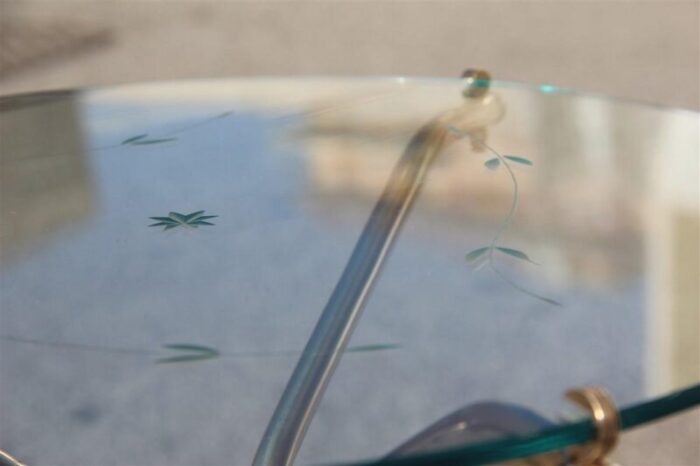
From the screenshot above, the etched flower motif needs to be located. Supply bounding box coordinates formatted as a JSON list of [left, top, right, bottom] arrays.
[[148, 210, 218, 230]]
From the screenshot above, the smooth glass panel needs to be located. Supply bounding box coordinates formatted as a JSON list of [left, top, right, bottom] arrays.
[[0, 78, 698, 466]]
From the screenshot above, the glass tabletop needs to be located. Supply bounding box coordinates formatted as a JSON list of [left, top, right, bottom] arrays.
[[0, 77, 698, 466]]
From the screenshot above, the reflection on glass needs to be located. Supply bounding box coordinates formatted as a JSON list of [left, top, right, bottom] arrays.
[[0, 92, 95, 265], [0, 79, 697, 466], [646, 113, 700, 393]]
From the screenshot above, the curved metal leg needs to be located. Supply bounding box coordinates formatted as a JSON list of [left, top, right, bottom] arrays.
[[253, 71, 502, 466]]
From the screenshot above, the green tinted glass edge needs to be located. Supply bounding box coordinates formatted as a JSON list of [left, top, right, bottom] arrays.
[[345, 384, 700, 466]]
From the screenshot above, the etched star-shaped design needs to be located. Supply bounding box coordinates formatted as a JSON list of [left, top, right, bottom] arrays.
[[149, 210, 218, 230]]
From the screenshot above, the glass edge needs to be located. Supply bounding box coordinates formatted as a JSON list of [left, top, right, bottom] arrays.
[[0, 76, 697, 116], [338, 384, 700, 466]]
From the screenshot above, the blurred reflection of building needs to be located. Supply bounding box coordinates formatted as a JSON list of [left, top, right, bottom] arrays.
[[298, 89, 654, 289], [295, 85, 699, 395], [645, 112, 700, 393], [0, 92, 95, 264]]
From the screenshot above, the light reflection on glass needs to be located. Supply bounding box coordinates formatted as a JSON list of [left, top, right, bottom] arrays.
[[0, 79, 697, 466], [539, 84, 559, 94]]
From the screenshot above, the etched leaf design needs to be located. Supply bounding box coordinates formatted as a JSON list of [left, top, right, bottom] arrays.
[[537, 296, 563, 306], [465, 247, 490, 262], [156, 354, 218, 364], [169, 212, 188, 223], [122, 134, 148, 145], [149, 216, 176, 222], [495, 247, 539, 265], [182, 211, 205, 222], [131, 138, 177, 145], [346, 344, 401, 353], [150, 211, 218, 230], [157, 343, 220, 364], [504, 155, 533, 166], [164, 343, 219, 353], [484, 158, 500, 170]]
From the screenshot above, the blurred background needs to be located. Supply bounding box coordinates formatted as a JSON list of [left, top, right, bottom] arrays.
[[0, 0, 698, 110], [0, 1, 698, 465]]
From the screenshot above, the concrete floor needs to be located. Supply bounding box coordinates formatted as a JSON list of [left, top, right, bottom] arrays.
[[0, 0, 698, 111]]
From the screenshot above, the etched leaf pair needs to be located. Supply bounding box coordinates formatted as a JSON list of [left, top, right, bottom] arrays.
[[155, 342, 401, 364], [157, 344, 220, 364], [484, 155, 533, 171], [122, 134, 177, 145], [465, 246, 539, 265]]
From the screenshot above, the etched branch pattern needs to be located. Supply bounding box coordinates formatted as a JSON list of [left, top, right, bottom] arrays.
[[449, 126, 561, 306]]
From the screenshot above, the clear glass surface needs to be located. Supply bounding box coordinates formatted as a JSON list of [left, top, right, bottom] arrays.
[[0, 78, 698, 466]]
